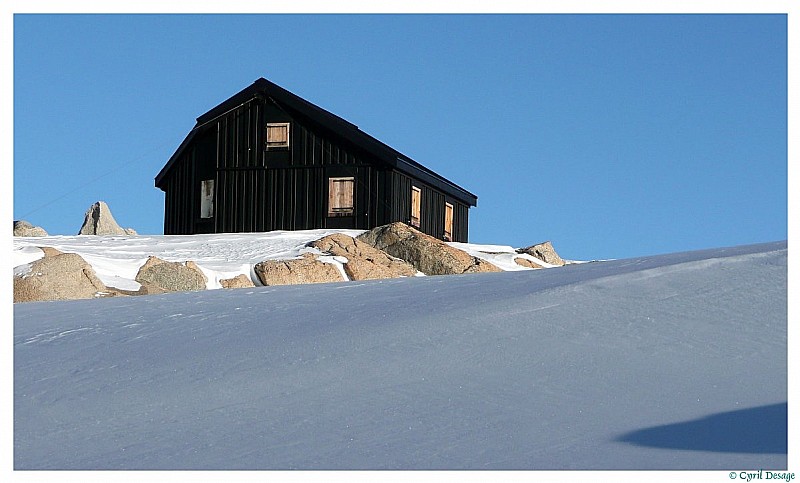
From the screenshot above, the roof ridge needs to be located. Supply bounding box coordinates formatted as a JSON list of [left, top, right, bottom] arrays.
[[157, 77, 477, 206]]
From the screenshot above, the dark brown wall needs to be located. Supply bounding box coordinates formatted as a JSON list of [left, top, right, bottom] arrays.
[[390, 171, 469, 242], [162, 96, 470, 241], [162, 153, 195, 235]]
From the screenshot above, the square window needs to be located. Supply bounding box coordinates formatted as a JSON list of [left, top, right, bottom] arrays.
[[328, 177, 355, 216], [266, 122, 290, 148]]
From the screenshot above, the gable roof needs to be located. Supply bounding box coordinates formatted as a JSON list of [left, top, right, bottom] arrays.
[[155, 77, 477, 207]]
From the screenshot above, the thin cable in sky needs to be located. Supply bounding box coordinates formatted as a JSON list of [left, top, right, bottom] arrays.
[[17, 138, 175, 220]]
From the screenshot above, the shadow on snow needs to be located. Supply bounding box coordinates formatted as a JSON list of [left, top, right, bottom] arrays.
[[617, 403, 786, 454]]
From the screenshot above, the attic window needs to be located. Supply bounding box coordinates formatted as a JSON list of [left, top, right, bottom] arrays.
[[410, 186, 421, 227], [328, 177, 354, 216], [266, 122, 290, 148]]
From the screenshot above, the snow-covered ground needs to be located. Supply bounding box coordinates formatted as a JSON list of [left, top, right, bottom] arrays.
[[13, 240, 787, 471], [12, 230, 556, 291], [13, 229, 366, 290]]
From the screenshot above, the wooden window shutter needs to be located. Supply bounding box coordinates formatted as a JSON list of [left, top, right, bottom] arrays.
[[410, 186, 421, 227], [266, 123, 289, 148], [328, 177, 354, 215], [444, 202, 454, 241]]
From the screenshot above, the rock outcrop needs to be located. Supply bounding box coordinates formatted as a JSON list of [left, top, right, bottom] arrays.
[[14, 248, 109, 302], [134, 256, 208, 293], [516, 241, 566, 266], [309, 233, 417, 280], [13, 220, 48, 237], [78, 201, 136, 236], [254, 253, 344, 286], [513, 257, 545, 269], [13, 214, 570, 300], [356, 222, 501, 275], [220, 274, 256, 289]]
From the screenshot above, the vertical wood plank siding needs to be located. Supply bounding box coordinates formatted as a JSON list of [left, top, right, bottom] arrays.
[[390, 171, 469, 242], [161, 95, 470, 241], [173, 98, 385, 233], [218, 100, 262, 169], [162, 153, 195, 234]]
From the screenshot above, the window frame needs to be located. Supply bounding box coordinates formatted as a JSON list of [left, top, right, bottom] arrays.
[[443, 202, 454, 241], [266, 122, 290, 149], [200, 179, 215, 219], [328, 176, 355, 216], [410, 186, 421, 227]]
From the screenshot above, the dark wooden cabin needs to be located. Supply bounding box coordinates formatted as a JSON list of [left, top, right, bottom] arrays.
[[155, 77, 477, 242]]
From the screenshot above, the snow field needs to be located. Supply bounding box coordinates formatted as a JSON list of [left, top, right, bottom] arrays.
[[13, 241, 787, 470]]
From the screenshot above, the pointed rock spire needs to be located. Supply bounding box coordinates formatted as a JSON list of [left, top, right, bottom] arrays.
[[78, 201, 136, 235]]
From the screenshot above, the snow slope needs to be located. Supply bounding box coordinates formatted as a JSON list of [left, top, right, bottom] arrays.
[[13, 241, 787, 470]]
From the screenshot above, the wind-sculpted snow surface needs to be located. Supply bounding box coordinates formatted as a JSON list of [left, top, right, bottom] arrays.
[[14, 242, 787, 469]]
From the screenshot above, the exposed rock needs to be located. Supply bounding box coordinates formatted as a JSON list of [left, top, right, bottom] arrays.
[[39, 246, 64, 258], [462, 258, 503, 274], [309, 233, 417, 281], [356, 222, 501, 275], [14, 220, 48, 237], [78, 201, 137, 236], [516, 241, 565, 266], [134, 256, 208, 293], [514, 257, 545, 269], [185, 261, 205, 276], [14, 250, 108, 303], [104, 285, 148, 297], [220, 274, 256, 289], [254, 253, 344, 286]]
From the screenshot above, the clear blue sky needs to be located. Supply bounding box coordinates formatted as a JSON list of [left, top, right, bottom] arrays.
[[13, 13, 787, 260]]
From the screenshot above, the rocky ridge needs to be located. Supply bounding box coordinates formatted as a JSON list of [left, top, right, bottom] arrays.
[[13, 219, 568, 303]]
